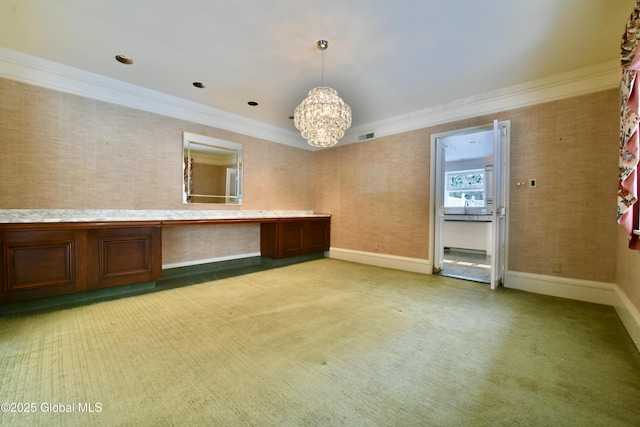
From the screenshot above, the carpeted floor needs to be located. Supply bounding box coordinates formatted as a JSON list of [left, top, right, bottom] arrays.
[[1, 259, 639, 426]]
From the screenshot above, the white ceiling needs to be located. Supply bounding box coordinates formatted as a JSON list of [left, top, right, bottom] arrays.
[[0, 0, 635, 137], [442, 129, 494, 162]]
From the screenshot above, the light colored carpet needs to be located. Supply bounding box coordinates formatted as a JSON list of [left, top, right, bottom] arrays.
[[1, 259, 639, 426]]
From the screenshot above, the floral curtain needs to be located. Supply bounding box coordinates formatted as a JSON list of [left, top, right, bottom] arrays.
[[184, 157, 193, 203], [619, 1, 640, 250]]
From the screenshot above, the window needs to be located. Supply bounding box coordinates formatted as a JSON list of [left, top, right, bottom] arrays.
[[445, 169, 485, 208]]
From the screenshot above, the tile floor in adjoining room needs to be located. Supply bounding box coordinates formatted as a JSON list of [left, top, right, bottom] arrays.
[[440, 249, 491, 283]]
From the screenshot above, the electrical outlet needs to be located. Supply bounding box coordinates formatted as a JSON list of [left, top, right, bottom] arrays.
[[530, 178, 537, 188], [552, 263, 561, 273]]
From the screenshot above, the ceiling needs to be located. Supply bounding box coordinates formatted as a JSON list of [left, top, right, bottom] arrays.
[[0, 0, 635, 139], [442, 129, 494, 163]]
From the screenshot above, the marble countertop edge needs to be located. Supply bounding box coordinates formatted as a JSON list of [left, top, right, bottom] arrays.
[[0, 209, 330, 223]]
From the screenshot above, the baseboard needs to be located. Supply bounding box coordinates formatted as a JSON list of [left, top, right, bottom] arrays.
[[504, 271, 615, 305], [328, 248, 430, 274], [162, 252, 262, 270], [613, 285, 640, 353], [500, 272, 640, 353], [161, 253, 264, 280], [260, 252, 326, 267], [0, 281, 156, 316]]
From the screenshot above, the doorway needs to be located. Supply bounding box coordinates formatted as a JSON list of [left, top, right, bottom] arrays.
[[430, 121, 510, 289]]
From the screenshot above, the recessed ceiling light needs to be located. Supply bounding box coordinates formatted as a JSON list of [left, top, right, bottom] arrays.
[[193, 82, 206, 88], [115, 54, 133, 65], [247, 101, 258, 106]]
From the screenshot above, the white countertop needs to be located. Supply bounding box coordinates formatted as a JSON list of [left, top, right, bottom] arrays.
[[0, 209, 330, 223]]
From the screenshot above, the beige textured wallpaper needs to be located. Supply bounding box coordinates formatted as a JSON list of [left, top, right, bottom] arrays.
[[0, 78, 314, 211], [0, 77, 624, 284], [314, 129, 431, 259], [162, 224, 261, 266], [0, 78, 314, 264], [315, 90, 620, 284], [507, 91, 619, 283], [3, 76, 637, 322]]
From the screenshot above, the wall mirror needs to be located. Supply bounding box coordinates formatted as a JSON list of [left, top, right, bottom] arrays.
[[183, 132, 243, 204]]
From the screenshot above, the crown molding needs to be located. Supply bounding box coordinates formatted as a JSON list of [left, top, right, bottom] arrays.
[[342, 60, 621, 144], [0, 47, 308, 150], [0, 47, 620, 150]]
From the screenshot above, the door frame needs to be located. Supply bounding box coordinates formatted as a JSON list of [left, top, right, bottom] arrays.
[[428, 120, 511, 285]]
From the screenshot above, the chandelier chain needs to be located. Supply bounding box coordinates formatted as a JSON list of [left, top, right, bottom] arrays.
[[321, 47, 324, 86]]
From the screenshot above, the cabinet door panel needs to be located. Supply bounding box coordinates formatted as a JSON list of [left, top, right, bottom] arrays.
[[260, 218, 331, 259], [308, 220, 330, 253], [0, 229, 87, 303], [101, 237, 151, 277], [88, 227, 161, 289], [280, 222, 305, 258], [8, 242, 73, 289], [260, 223, 278, 258]]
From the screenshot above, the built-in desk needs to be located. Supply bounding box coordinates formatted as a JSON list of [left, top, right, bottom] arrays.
[[0, 210, 330, 304]]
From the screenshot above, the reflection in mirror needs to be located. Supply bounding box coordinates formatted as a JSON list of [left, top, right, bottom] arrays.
[[183, 132, 243, 204]]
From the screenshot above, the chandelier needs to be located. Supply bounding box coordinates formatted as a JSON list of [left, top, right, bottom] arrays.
[[294, 40, 352, 148]]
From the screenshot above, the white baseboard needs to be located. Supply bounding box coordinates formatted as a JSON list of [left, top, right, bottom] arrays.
[[328, 248, 431, 274], [505, 271, 615, 305], [495, 271, 640, 353], [162, 252, 261, 269], [613, 285, 640, 353]]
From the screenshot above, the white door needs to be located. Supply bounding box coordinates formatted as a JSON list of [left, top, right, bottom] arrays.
[[433, 138, 446, 273], [490, 120, 509, 289], [431, 120, 509, 286]]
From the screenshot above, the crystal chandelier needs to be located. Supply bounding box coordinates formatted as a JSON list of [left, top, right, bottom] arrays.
[[294, 40, 352, 148]]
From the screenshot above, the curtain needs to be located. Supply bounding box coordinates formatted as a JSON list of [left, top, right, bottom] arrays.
[[618, 1, 640, 249], [184, 157, 193, 203]]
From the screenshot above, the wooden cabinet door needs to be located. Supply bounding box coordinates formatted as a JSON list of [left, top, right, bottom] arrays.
[[279, 221, 306, 258], [87, 226, 162, 289], [308, 219, 330, 253], [0, 229, 87, 303], [260, 222, 278, 258], [260, 218, 331, 259]]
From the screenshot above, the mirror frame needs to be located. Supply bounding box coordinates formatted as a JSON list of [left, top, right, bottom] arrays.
[[183, 132, 243, 205]]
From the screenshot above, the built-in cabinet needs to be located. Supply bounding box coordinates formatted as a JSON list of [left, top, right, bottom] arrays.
[[0, 223, 161, 304], [1, 216, 330, 304], [260, 218, 331, 259]]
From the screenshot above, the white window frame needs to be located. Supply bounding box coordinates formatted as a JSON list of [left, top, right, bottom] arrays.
[[445, 168, 486, 208]]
